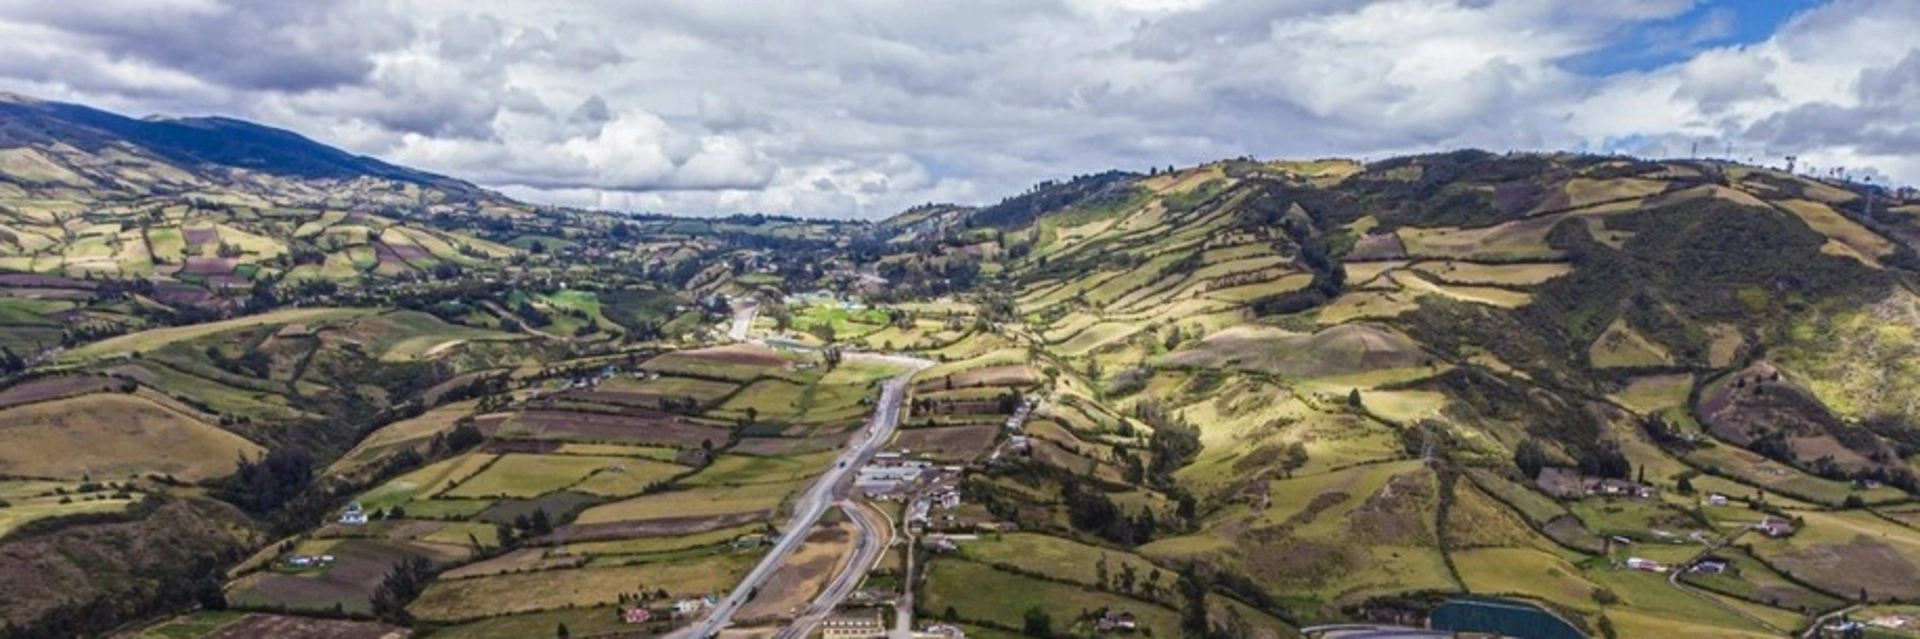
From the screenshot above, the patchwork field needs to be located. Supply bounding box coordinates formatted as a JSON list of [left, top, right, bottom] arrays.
[[407, 553, 754, 622], [573, 480, 803, 525]]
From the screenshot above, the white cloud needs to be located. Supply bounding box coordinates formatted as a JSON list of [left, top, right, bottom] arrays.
[[0, 0, 1915, 217]]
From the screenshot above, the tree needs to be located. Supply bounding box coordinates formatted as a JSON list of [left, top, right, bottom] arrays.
[[1676, 476, 1695, 495], [1347, 388, 1363, 409], [1022, 606, 1053, 638], [943, 606, 958, 621], [556, 622, 570, 639]]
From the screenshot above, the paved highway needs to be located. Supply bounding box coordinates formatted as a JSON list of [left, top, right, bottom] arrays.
[[675, 354, 930, 639], [773, 501, 888, 639]]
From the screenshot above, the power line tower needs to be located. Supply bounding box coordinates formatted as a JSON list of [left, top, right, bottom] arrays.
[[1785, 155, 1797, 174]]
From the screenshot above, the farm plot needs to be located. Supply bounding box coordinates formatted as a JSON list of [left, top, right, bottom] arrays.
[[353, 452, 499, 512], [439, 454, 631, 498], [1749, 509, 1920, 601], [567, 458, 692, 497], [0, 374, 125, 409], [60, 307, 374, 360], [643, 345, 797, 382], [573, 480, 803, 525], [958, 533, 1176, 593], [195, 614, 405, 639], [681, 452, 839, 487], [890, 425, 999, 462], [0, 392, 262, 481], [497, 409, 730, 448], [0, 480, 145, 537], [227, 539, 443, 615], [407, 554, 754, 622], [922, 559, 1182, 638]]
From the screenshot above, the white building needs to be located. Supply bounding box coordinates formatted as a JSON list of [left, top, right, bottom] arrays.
[[338, 502, 368, 526]]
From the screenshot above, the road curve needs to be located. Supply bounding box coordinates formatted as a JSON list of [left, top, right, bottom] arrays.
[[774, 501, 887, 639], [673, 356, 930, 639]]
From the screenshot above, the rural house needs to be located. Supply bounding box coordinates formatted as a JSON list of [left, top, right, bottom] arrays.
[[1097, 610, 1139, 633], [1755, 517, 1797, 538], [823, 613, 886, 639], [338, 501, 368, 526], [1624, 557, 1665, 572], [1707, 493, 1729, 506], [1691, 557, 1731, 575]]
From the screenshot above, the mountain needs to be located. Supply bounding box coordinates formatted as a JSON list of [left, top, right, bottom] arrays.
[[0, 91, 465, 189]]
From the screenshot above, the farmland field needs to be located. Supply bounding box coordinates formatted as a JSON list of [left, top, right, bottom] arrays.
[[922, 559, 1182, 637], [573, 480, 804, 524], [681, 452, 839, 487], [60, 308, 375, 360], [407, 553, 754, 622], [440, 454, 632, 498], [0, 393, 262, 480]]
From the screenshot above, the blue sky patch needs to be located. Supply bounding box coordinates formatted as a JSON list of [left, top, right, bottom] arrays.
[[1563, 0, 1825, 75]]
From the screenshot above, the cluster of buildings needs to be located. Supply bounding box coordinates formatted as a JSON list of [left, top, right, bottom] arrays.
[[282, 554, 335, 569], [856, 452, 937, 492], [1534, 468, 1656, 500]]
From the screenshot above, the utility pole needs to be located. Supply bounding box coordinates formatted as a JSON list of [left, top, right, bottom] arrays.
[[1785, 155, 1797, 174], [1690, 141, 1699, 158]]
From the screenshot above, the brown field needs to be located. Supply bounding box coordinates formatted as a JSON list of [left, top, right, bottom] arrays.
[[0, 273, 93, 289], [0, 375, 124, 408], [665, 344, 787, 367], [892, 425, 999, 462], [203, 614, 407, 639], [439, 547, 587, 580], [227, 539, 436, 614], [501, 408, 730, 448], [183, 226, 218, 245], [736, 524, 855, 621], [0, 392, 262, 480], [917, 365, 1039, 392], [1346, 233, 1408, 261], [179, 256, 237, 275]]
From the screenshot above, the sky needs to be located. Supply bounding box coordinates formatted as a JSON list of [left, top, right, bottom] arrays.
[[0, 0, 1915, 218]]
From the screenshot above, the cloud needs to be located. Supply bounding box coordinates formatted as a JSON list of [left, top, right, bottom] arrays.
[[0, 0, 1914, 217]]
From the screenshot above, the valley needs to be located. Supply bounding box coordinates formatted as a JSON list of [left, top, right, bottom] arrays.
[[1, 96, 1919, 639]]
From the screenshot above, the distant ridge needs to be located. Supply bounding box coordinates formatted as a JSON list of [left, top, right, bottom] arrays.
[[0, 93, 471, 191]]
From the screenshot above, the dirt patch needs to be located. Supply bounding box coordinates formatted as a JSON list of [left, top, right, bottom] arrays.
[[183, 227, 218, 246], [732, 434, 849, 456], [1347, 233, 1409, 261], [892, 425, 998, 462], [204, 614, 407, 639], [508, 409, 730, 448], [151, 282, 227, 310], [228, 539, 426, 614], [540, 511, 768, 544], [371, 242, 419, 273], [917, 365, 1038, 392], [386, 241, 432, 261], [735, 523, 855, 622], [485, 439, 563, 454], [0, 375, 125, 408], [677, 344, 786, 367], [179, 256, 237, 275]]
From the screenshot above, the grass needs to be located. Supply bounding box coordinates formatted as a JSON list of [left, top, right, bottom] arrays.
[[1588, 318, 1673, 369], [408, 553, 754, 622], [716, 379, 809, 421], [440, 454, 629, 499], [566, 459, 689, 497], [573, 480, 803, 524], [61, 307, 374, 360], [1750, 508, 1920, 601], [1611, 374, 1693, 415], [553, 443, 683, 462], [922, 559, 1183, 637], [1411, 261, 1574, 286], [1683, 443, 1891, 506], [958, 533, 1176, 593], [327, 401, 478, 477], [558, 522, 765, 556], [1391, 271, 1532, 308], [1453, 548, 1601, 614], [681, 452, 839, 487], [354, 452, 498, 511], [0, 393, 262, 481], [128, 610, 249, 639], [430, 606, 632, 639], [597, 376, 738, 403], [0, 487, 144, 538]]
